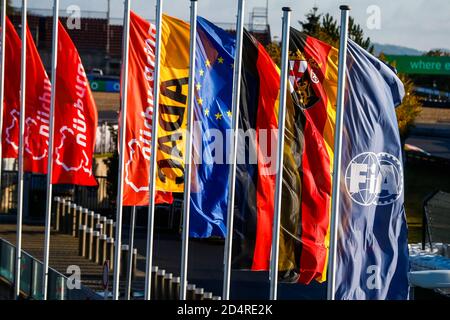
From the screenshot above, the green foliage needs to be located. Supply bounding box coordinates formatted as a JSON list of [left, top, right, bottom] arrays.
[[299, 7, 322, 38], [395, 74, 423, 140], [299, 7, 374, 52], [424, 49, 450, 57], [265, 42, 281, 67]]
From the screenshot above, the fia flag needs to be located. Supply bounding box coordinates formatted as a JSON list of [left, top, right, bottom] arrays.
[[336, 39, 409, 300]]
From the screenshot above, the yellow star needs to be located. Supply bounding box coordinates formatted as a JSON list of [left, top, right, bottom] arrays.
[[199, 69, 205, 76], [227, 110, 232, 118], [196, 83, 202, 91], [218, 57, 224, 64], [215, 112, 223, 120], [204, 108, 210, 116], [205, 59, 211, 67], [230, 63, 234, 69], [197, 97, 203, 105]]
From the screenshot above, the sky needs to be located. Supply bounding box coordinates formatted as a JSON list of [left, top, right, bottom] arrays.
[[10, 0, 450, 52]]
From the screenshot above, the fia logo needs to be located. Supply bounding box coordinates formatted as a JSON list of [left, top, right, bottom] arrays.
[[345, 152, 403, 206]]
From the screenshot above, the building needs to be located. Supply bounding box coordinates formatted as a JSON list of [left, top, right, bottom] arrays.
[[8, 7, 272, 76]]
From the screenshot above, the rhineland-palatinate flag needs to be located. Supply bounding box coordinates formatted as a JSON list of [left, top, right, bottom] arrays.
[[285, 29, 339, 284], [50, 21, 98, 186], [2, 16, 52, 173], [335, 39, 408, 300], [121, 11, 173, 206]]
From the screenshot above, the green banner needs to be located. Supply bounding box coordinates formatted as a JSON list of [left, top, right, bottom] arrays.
[[385, 55, 450, 75]]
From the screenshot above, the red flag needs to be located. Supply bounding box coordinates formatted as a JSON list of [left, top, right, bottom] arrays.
[[1, 17, 51, 173], [121, 11, 172, 206], [51, 21, 98, 186], [1, 17, 21, 159]]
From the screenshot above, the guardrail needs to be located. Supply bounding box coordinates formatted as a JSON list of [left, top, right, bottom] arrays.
[[0, 238, 100, 300], [53, 197, 219, 300], [0, 171, 111, 216], [422, 190, 450, 251]]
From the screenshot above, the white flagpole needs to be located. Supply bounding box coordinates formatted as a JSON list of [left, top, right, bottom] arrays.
[[112, 0, 131, 300], [269, 7, 291, 301], [42, 0, 59, 300], [327, 5, 350, 301], [144, 0, 163, 300], [14, 0, 27, 300], [125, 206, 136, 300], [0, 0, 6, 192], [222, 0, 245, 301], [179, 0, 197, 301]]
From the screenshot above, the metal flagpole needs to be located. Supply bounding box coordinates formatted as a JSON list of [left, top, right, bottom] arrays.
[[222, 0, 245, 301], [327, 5, 350, 301], [144, 0, 163, 300], [112, 0, 131, 300], [41, 0, 59, 300], [125, 206, 136, 300], [106, 0, 111, 56], [269, 7, 291, 301], [14, 0, 27, 300], [0, 0, 7, 193], [179, 0, 197, 301]]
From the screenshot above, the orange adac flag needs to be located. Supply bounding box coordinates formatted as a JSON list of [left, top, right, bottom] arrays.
[[51, 21, 98, 186], [2, 16, 51, 170], [122, 11, 172, 206]]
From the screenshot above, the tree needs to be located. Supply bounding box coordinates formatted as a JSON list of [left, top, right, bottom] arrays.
[[265, 42, 281, 67], [299, 7, 322, 39], [424, 49, 450, 57], [394, 74, 423, 141], [299, 9, 373, 52]]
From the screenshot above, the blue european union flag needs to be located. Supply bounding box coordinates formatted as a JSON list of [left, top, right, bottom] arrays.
[[336, 39, 409, 299], [189, 17, 236, 238]]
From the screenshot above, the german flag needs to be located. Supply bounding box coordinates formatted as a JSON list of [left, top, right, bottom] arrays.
[[232, 30, 305, 275], [287, 28, 338, 283], [232, 28, 339, 285]]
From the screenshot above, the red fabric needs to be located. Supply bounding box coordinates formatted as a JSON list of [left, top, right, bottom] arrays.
[[1, 17, 21, 158], [297, 36, 333, 283], [251, 42, 280, 270], [51, 21, 98, 186], [121, 11, 172, 206], [2, 17, 51, 172]]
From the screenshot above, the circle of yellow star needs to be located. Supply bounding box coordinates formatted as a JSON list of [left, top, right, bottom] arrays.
[[196, 83, 202, 91], [199, 69, 205, 76], [218, 57, 224, 64], [197, 97, 203, 105], [215, 112, 223, 120], [205, 59, 211, 67], [204, 108, 210, 116], [227, 110, 232, 118]]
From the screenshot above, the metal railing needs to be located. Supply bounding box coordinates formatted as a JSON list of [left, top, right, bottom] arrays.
[[0, 172, 111, 215], [0, 238, 100, 300], [422, 190, 450, 251]]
